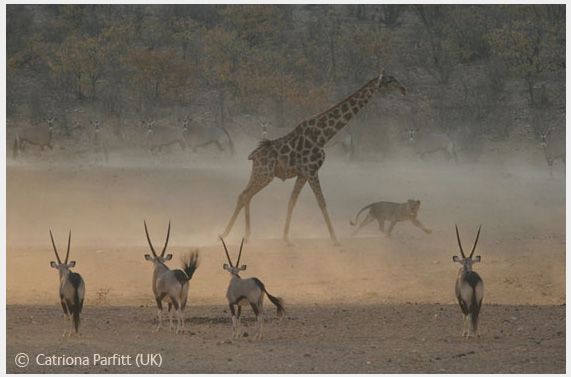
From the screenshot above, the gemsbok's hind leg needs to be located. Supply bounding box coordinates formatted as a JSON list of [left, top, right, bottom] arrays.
[[178, 308, 185, 334], [235, 305, 242, 337], [61, 299, 70, 320], [155, 297, 164, 332], [462, 315, 469, 337], [229, 304, 239, 339], [250, 302, 263, 340], [168, 298, 182, 334], [167, 303, 174, 331]]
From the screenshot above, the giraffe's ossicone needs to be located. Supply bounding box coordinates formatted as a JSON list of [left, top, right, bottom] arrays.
[[222, 71, 407, 245]]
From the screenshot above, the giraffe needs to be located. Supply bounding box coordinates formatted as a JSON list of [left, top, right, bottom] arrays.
[[221, 72, 407, 245]]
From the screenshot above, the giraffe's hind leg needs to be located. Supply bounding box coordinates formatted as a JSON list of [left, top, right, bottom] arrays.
[[308, 174, 339, 245], [283, 176, 307, 244]]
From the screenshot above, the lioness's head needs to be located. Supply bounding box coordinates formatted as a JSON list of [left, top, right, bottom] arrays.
[[406, 199, 421, 217]]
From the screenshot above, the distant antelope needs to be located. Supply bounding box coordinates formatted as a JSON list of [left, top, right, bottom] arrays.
[[143, 221, 199, 333], [91, 120, 109, 162], [220, 237, 285, 340], [452, 225, 484, 338], [538, 127, 565, 177], [407, 127, 458, 164], [13, 117, 56, 158], [182, 117, 235, 155], [259, 120, 354, 160], [49, 229, 85, 336], [144, 120, 187, 153]]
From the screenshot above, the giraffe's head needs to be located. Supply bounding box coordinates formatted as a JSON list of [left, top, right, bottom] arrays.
[[379, 71, 407, 96]]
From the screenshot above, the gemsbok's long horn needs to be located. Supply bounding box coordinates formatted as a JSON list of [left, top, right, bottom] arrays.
[[161, 221, 171, 257], [64, 230, 71, 264], [469, 226, 482, 258], [144, 220, 158, 257], [236, 238, 245, 266], [220, 237, 233, 267], [455, 224, 466, 258], [50, 229, 62, 264]]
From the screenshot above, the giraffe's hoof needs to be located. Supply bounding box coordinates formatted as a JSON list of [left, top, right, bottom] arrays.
[[283, 239, 295, 247]]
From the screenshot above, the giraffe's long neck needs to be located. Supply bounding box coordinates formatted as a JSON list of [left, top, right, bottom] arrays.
[[300, 76, 381, 147]]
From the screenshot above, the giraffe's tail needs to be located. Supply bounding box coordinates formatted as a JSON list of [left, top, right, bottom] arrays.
[[350, 203, 374, 226], [248, 139, 272, 160]]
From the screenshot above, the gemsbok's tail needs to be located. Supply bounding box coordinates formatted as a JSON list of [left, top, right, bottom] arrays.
[[253, 278, 285, 318]]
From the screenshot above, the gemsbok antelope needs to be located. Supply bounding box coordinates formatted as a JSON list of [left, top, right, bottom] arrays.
[[49, 229, 85, 336], [452, 225, 484, 338], [91, 120, 109, 162], [408, 127, 458, 164], [144, 120, 187, 153], [143, 221, 199, 334], [538, 127, 565, 177], [13, 117, 56, 158], [220, 237, 285, 340], [182, 117, 235, 155]]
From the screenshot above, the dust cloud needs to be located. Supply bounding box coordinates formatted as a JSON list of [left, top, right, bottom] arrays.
[[6, 141, 565, 307]]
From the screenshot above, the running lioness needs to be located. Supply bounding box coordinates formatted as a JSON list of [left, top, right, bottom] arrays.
[[350, 199, 432, 237]]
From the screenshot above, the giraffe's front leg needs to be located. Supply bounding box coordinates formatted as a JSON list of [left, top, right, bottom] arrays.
[[308, 174, 340, 245], [222, 191, 247, 238], [242, 176, 273, 241], [283, 176, 307, 245]]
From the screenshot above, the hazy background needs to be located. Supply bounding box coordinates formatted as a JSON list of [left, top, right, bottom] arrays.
[[6, 4, 565, 307]]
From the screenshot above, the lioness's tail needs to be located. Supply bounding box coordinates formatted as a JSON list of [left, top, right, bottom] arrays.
[[350, 203, 374, 226]]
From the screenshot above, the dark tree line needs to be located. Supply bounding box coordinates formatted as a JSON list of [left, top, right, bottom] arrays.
[[6, 4, 565, 157]]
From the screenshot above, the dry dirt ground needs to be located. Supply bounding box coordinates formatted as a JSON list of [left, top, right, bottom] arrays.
[[6, 146, 566, 373], [6, 304, 564, 373]]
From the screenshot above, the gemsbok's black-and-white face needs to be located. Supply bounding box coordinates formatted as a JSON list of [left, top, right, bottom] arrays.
[[220, 237, 246, 275]]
